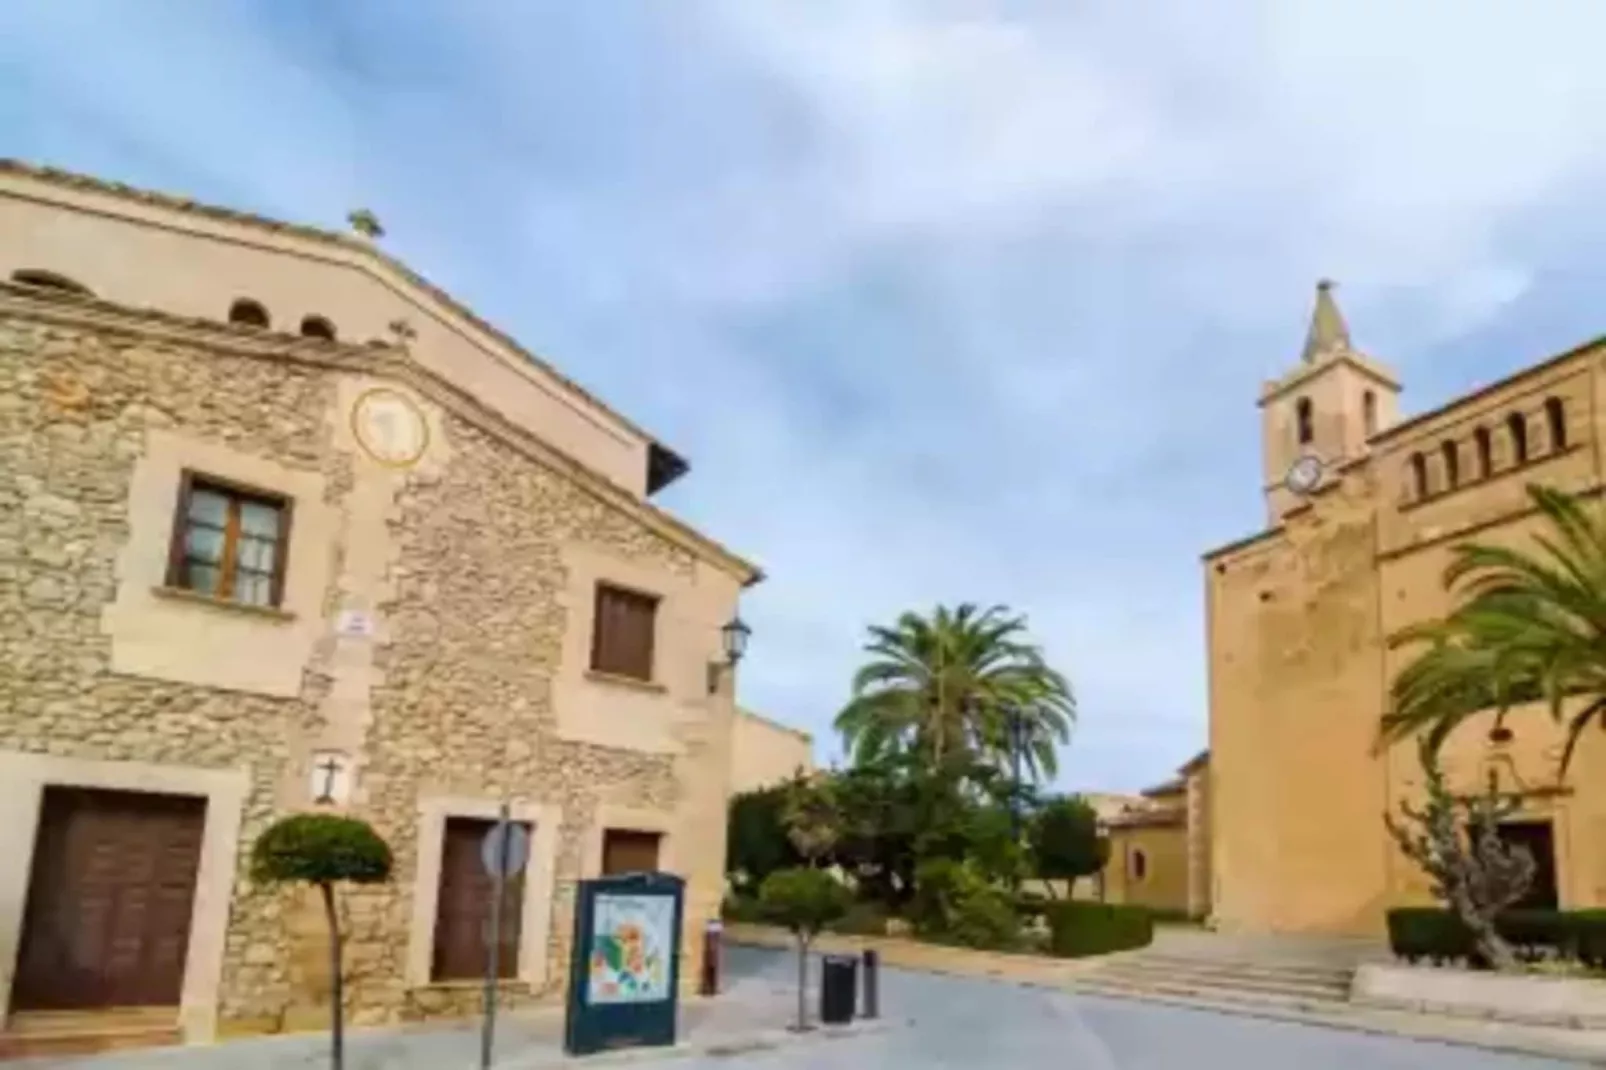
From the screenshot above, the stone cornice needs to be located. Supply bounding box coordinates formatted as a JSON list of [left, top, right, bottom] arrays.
[[0, 283, 762, 587], [0, 158, 679, 468]]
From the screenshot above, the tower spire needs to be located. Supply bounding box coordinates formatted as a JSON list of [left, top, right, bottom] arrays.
[[1300, 278, 1351, 364]]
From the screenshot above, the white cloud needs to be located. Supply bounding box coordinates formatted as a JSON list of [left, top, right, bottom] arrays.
[[8, 1, 1606, 790]]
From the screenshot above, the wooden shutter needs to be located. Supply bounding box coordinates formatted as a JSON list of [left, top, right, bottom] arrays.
[[601, 829, 662, 876], [431, 818, 528, 981], [591, 584, 658, 681]]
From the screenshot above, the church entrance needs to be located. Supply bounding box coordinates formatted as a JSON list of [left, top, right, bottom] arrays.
[[10, 787, 207, 1011], [1498, 820, 1558, 911]]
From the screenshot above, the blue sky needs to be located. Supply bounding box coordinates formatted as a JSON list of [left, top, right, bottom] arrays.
[[7, 2, 1606, 792]]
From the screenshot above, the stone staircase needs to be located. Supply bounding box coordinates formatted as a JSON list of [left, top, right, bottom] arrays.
[[1070, 933, 1382, 1017]]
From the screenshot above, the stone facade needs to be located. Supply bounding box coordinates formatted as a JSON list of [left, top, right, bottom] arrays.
[[1207, 282, 1606, 936], [0, 235, 756, 1041]]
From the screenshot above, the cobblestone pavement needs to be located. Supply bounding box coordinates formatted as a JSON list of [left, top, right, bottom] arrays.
[[24, 946, 1586, 1069]]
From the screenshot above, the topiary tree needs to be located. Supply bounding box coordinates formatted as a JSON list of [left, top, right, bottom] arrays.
[[758, 867, 851, 1031], [1029, 795, 1109, 899], [252, 814, 393, 1070]]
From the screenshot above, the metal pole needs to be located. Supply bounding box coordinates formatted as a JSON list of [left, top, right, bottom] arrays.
[[861, 949, 879, 1019], [481, 802, 511, 1070]]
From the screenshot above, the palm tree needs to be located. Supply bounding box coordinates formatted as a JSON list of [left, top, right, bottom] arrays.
[[835, 603, 1075, 781], [1380, 484, 1606, 773]]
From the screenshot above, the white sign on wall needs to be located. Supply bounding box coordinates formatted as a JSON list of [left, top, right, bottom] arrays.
[[337, 610, 375, 638]]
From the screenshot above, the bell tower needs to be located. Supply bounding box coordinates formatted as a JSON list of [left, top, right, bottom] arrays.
[[1260, 280, 1401, 523]]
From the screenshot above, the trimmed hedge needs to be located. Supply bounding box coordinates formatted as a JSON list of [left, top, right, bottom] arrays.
[[1045, 901, 1154, 958], [1387, 907, 1606, 968]]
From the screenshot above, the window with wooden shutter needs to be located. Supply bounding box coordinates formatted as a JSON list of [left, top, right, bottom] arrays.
[[601, 829, 662, 876], [431, 817, 529, 981], [590, 583, 659, 681], [165, 472, 291, 608]]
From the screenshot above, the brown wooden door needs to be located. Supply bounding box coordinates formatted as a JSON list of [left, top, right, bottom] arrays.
[[12, 787, 207, 1011], [431, 818, 527, 981], [601, 829, 661, 876]]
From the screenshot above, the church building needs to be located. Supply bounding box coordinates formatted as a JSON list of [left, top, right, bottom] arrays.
[[0, 160, 761, 1055], [1205, 280, 1606, 936]]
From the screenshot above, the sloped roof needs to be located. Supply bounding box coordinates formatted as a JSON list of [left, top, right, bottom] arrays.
[[0, 158, 690, 491]]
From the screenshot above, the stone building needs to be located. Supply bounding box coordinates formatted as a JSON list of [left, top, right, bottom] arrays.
[[1206, 280, 1606, 936], [728, 708, 813, 794], [0, 161, 762, 1054], [1096, 751, 1210, 919]]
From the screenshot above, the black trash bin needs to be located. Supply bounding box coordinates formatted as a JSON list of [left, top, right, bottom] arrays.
[[819, 954, 858, 1025]]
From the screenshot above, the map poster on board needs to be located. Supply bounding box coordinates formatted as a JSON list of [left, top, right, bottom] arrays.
[[588, 893, 675, 1004], [564, 873, 685, 1057]]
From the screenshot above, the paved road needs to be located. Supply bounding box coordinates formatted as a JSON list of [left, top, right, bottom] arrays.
[[29, 946, 1582, 1069], [715, 947, 1578, 1070]]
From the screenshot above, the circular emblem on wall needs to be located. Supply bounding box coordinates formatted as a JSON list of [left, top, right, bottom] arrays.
[[1284, 453, 1323, 495], [351, 387, 429, 468]]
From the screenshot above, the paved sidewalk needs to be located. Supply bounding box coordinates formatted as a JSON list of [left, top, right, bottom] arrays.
[[10, 951, 891, 1070]]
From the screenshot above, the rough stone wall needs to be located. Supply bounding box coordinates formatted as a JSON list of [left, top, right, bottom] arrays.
[[2, 310, 728, 1033], [351, 412, 690, 1024], [0, 318, 331, 1021]]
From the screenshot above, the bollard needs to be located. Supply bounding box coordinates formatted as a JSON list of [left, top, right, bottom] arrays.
[[861, 949, 879, 1019], [700, 919, 723, 996]]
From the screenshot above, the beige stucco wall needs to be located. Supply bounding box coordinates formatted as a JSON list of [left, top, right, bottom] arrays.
[[1207, 325, 1606, 937], [0, 280, 756, 1040], [0, 163, 652, 495], [1102, 817, 1190, 914], [729, 709, 813, 794]]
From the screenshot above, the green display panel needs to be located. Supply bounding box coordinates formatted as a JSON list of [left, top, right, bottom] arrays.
[[562, 872, 685, 1057]]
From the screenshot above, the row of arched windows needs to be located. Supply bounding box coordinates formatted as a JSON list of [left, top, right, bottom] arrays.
[[227, 298, 337, 341], [1408, 398, 1568, 500], [8, 269, 341, 342]]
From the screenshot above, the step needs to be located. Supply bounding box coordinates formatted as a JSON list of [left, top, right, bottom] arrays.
[[1074, 974, 1351, 1013], [0, 1009, 182, 1062], [1085, 966, 1349, 1002], [1091, 958, 1351, 992], [1126, 951, 1361, 977]]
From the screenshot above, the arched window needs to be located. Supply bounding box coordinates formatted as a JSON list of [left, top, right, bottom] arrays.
[[1131, 849, 1148, 882], [1295, 397, 1314, 446], [299, 315, 337, 341], [1508, 412, 1529, 466], [1410, 452, 1429, 499], [1546, 397, 1567, 452], [1441, 440, 1460, 490], [228, 298, 270, 329], [11, 269, 93, 296], [1362, 390, 1378, 438], [1474, 426, 1493, 478]]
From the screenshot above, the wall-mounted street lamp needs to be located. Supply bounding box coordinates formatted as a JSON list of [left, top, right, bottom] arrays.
[[706, 615, 752, 695]]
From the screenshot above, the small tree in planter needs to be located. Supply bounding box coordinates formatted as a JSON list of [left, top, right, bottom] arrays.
[[758, 867, 851, 1031], [252, 814, 393, 1070], [1384, 740, 1534, 971]]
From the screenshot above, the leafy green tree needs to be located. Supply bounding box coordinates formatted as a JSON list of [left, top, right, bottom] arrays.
[[758, 868, 851, 1031], [726, 785, 802, 895], [782, 772, 842, 865], [252, 814, 392, 1070], [1380, 484, 1606, 774], [835, 603, 1075, 781], [1029, 795, 1109, 898]]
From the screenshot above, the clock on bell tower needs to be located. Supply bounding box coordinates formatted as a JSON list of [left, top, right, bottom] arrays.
[[1259, 280, 1401, 523]]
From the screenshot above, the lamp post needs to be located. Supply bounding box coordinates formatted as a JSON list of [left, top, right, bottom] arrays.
[[706, 614, 752, 695]]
